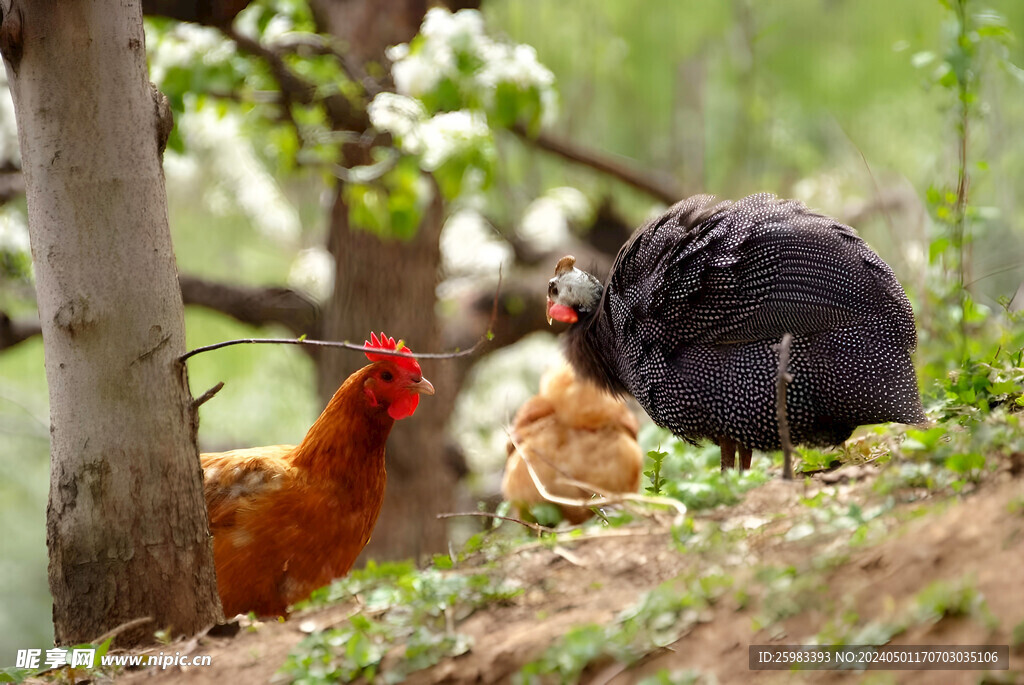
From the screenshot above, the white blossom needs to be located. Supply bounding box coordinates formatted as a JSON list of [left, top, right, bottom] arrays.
[[518, 187, 592, 252], [369, 94, 491, 172], [0, 71, 19, 167], [288, 247, 335, 303], [0, 206, 30, 255], [421, 7, 485, 50], [147, 23, 235, 84], [179, 103, 300, 242], [367, 93, 427, 146], [260, 14, 295, 45], [386, 7, 557, 123], [392, 53, 444, 98], [417, 110, 489, 170], [440, 208, 512, 277], [478, 43, 554, 90]]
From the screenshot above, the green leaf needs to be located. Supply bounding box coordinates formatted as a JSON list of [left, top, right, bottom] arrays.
[[528, 502, 563, 527]]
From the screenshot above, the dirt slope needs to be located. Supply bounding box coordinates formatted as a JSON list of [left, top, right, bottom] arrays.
[[107, 461, 1024, 685]]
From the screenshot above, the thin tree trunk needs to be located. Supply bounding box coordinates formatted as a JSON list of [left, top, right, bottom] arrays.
[[1, 0, 220, 645], [320, 184, 457, 562], [308, 0, 459, 563]]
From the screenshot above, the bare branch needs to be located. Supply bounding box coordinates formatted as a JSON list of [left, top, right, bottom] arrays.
[[180, 268, 503, 363], [192, 381, 225, 410], [436, 511, 548, 534], [0, 310, 41, 351], [223, 27, 369, 133], [142, 0, 253, 26], [776, 332, 794, 480], [509, 429, 688, 521], [179, 275, 320, 337], [90, 616, 154, 647], [511, 123, 684, 206]]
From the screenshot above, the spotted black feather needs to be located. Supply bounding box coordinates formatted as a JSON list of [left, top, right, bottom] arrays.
[[550, 193, 926, 454]]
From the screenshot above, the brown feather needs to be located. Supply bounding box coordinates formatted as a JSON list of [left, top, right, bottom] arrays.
[[202, 364, 395, 617]]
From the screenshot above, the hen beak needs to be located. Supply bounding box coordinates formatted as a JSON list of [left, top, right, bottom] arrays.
[[408, 377, 435, 395]]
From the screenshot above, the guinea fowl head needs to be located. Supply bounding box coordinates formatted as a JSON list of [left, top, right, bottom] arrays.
[[546, 255, 604, 325]]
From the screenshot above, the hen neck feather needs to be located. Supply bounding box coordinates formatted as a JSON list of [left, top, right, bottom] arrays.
[[289, 366, 393, 484]]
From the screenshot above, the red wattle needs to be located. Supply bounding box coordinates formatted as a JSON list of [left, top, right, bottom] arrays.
[[547, 302, 579, 323], [388, 393, 420, 420]]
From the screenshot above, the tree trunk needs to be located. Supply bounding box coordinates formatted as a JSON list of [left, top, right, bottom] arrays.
[[320, 185, 457, 563], [1, 0, 220, 645], [308, 0, 460, 564]]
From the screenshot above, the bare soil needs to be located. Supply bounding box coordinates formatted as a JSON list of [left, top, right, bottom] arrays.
[[105, 458, 1024, 685]]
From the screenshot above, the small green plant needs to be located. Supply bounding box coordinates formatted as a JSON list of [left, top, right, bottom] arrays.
[[1007, 497, 1024, 517], [527, 502, 564, 527], [638, 428, 769, 511], [796, 448, 842, 473], [912, 577, 997, 630], [813, 610, 907, 648], [750, 565, 821, 630], [645, 448, 668, 495], [1011, 619, 1024, 648], [281, 561, 521, 683], [0, 638, 115, 685], [515, 574, 732, 684]]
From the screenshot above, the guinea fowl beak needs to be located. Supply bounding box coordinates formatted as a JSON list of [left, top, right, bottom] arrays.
[[408, 377, 435, 395], [546, 298, 553, 325]]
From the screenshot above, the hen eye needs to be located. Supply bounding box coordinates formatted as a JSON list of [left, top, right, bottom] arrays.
[[381, 371, 394, 382]]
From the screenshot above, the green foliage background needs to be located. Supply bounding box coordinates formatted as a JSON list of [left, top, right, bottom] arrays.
[[1, 0, 1022, 662]]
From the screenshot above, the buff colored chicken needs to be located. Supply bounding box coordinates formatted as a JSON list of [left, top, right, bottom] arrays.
[[502, 363, 643, 524]]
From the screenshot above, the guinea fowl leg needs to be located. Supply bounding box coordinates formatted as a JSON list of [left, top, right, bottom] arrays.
[[720, 437, 736, 471], [739, 444, 753, 471]]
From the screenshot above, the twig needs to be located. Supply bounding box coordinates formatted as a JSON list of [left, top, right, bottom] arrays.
[[835, 118, 897, 238], [509, 526, 669, 555], [179, 268, 502, 363], [91, 616, 154, 646], [192, 382, 225, 410], [551, 546, 588, 567], [509, 431, 688, 521], [436, 511, 549, 534], [777, 332, 794, 480], [181, 335, 477, 363], [270, 34, 383, 97]]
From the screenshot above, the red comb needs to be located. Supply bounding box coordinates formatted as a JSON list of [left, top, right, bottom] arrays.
[[364, 332, 422, 376]]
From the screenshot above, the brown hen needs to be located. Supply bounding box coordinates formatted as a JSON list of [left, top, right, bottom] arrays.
[[202, 333, 433, 617]]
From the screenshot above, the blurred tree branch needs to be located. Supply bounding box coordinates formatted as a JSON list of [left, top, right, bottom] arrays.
[[510, 123, 684, 206], [0, 311, 40, 352], [223, 27, 370, 134], [178, 274, 321, 338], [0, 163, 24, 206], [141, 0, 253, 26]]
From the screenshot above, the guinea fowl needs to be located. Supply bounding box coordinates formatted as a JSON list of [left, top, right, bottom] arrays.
[[545, 193, 927, 471]]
